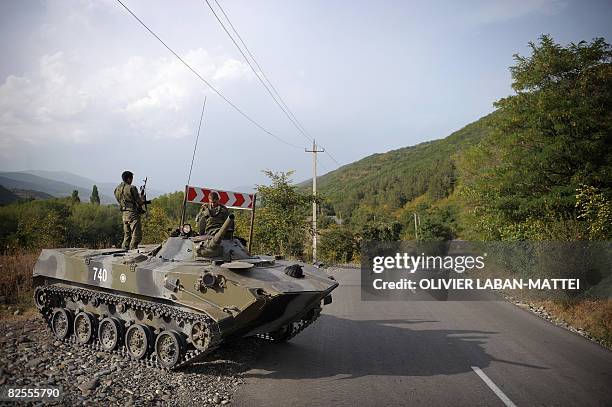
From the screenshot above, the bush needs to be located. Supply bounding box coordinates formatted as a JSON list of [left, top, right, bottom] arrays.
[[318, 225, 358, 264], [0, 199, 122, 252], [68, 203, 122, 247], [142, 206, 175, 244], [0, 252, 37, 305], [251, 171, 312, 257]]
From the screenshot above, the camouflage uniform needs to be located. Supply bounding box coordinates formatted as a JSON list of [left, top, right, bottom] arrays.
[[196, 203, 229, 235], [114, 181, 143, 250]]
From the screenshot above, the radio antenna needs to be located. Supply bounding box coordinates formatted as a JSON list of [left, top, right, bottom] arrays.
[[180, 96, 207, 228], [187, 96, 207, 187]]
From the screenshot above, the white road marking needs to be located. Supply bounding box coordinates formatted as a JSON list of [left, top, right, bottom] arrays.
[[471, 366, 517, 407]]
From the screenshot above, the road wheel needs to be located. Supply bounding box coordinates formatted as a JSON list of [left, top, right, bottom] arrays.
[[155, 331, 184, 369], [125, 324, 152, 359], [98, 317, 123, 351], [51, 308, 73, 340], [74, 312, 96, 344], [34, 288, 46, 310], [190, 321, 211, 350]]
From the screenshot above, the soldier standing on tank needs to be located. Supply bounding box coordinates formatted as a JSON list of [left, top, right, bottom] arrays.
[[196, 191, 229, 235], [114, 171, 145, 250]]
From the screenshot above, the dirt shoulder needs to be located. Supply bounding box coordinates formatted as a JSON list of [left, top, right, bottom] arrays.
[[0, 315, 260, 406]]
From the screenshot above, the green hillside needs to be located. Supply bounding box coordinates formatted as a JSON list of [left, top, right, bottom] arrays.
[[305, 36, 611, 245], [0, 171, 167, 204], [0, 185, 19, 205], [0, 186, 53, 204], [311, 113, 494, 224], [0, 172, 109, 203], [12, 188, 53, 201]]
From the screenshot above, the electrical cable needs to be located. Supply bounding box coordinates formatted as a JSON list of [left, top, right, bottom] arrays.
[[207, 0, 342, 166], [204, 0, 309, 143], [115, 0, 304, 150]]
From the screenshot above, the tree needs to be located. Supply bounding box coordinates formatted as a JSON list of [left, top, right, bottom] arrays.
[[459, 35, 612, 239], [68, 203, 122, 247], [90, 185, 100, 205], [0, 199, 72, 251], [417, 206, 457, 241], [360, 221, 402, 241], [153, 191, 199, 224], [71, 190, 80, 204], [37, 211, 67, 248], [576, 185, 612, 240], [318, 225, 358, 263], [252, 171, 312, 257], [142, 206, 174, 244]]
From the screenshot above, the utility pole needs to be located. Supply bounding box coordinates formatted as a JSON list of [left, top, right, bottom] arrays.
[[306, 140, 324, 263]]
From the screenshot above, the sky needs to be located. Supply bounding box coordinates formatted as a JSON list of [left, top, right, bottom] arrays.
[[0, 0, 611, 192]]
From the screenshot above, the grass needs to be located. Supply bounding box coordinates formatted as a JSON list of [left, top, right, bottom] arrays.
[[532, 298, 612, 348], [479, 259, 612, 348], [0, 252, 37, 318]]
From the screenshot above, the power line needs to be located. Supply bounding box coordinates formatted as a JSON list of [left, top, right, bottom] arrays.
[[204, 0, 309, 143], [206, 0, 341, 167], [210, 0, 340, 167], [209, 0, 310, 140], [322, 149, 341, 167], [115, 0, 303, 150]]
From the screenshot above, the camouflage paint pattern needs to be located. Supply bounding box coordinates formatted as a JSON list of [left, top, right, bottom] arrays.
[[33, 235, 338, 339]]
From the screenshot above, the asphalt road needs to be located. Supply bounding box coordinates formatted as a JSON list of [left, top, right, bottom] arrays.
[[234, 268, 612, 407]]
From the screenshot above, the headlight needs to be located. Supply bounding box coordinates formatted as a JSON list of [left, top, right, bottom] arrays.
[[195, 272, 222, 291], [182, 224, 192, 234], [202, 273, 218, 287]]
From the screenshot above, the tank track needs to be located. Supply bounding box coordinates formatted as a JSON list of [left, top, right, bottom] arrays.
[[256, 305, 322, 342], [37, 284, 222, 370]]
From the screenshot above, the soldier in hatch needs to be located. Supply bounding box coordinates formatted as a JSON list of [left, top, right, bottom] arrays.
[[114, 170, 146, 250], [196, 191, 230, 235]]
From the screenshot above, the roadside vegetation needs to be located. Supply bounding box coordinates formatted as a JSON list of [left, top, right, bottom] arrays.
[[312, 35, 611, 244], [0, 35, 610, 344], [312, 36, 612, 345], [534, 299, 612, 348], [0, 252, 37, 317]]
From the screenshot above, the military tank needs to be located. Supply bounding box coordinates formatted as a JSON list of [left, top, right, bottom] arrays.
[[33, 215, 338, 369]]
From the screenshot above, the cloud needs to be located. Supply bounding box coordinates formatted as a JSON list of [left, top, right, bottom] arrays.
[[0, 48, 251, 147]]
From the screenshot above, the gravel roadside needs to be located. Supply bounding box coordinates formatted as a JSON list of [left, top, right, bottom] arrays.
[[0, 316, 261, 406], [502, 294, 612, 351]]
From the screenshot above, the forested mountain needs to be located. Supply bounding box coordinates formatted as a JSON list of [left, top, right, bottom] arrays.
[[0, 186, 19, 205], [22, 170, 165, 200], [0, 171, 165, 204], [6, 188, 53, 201], [310, 113, 494, 223], [0, 172, 114, 203], [306, 36, 611, 244]]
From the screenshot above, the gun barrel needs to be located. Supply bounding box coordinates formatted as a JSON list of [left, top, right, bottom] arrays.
[[212, 214, 235, 245]]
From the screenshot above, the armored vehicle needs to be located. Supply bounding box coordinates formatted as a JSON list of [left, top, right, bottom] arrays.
[[33, 216, 338, 369]]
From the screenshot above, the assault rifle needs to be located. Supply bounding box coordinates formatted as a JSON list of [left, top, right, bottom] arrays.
[[139, 177, 152, 215]]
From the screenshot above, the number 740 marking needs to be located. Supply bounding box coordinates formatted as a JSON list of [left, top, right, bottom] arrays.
[[92, 266, 108, 282]]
